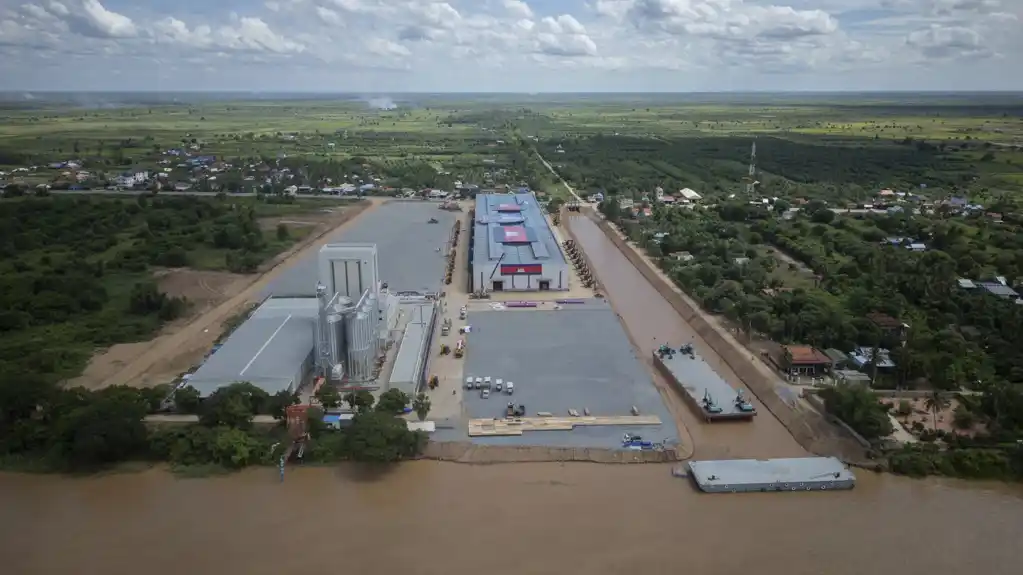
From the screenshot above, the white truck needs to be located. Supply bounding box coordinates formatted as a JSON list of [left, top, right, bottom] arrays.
[[506, 381, 514, 395]]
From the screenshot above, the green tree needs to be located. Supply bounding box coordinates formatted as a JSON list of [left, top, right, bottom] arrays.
[[376, 388, 410, 414], [343, 390, 375, 413], [276, 223, 290, 241], [198, 383, 264, 429], [51, 390, 149, 468], [315, 385, 342, 409], [174, 385, 201, 414], [924, 391, 951, 431], [952, 404, 975, 430], [343, 411, 424, 463], [546, 197, 565, 214], [412, 392, 431, 421], [268, 389, 299, 420], [819, 385, 894, 440], [210, 427, 262, 469]]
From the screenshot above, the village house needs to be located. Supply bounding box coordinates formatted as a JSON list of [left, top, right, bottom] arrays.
[[679, 188, 702, 204], [779, 345, 833, 376], [115, 169, 149, 188], [866, 312, 909, 338]]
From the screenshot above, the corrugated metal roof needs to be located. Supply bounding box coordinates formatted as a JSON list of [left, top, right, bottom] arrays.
[[387, 302, 436, 396], [261, 202, 457, 297], [472, 193, 565, 270], [187, 297, 318, 397]]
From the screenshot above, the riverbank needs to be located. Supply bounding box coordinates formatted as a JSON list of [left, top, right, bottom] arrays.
[[579, 208, 872, 466]]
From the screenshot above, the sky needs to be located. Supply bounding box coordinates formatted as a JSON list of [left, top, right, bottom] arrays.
[[0, 0, 1021, 92]]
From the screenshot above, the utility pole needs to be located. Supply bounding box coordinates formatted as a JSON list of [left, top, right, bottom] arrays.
[[745, 140, 757, 198]]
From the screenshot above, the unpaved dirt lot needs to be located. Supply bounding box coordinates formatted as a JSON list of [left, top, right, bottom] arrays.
[[71, 200, 376, 390]]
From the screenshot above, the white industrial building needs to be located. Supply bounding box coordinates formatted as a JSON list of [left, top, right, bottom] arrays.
[[186, 297, 319, 397], [188, 242, 433, 397], [471, 192, 570, 292]]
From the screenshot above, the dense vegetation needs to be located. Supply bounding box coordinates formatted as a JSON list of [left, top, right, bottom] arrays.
[[0, 379, 426, 472], [558, 109, 1023, 481], [541, 134, 1023, 204], [0, 194, 309, 381]]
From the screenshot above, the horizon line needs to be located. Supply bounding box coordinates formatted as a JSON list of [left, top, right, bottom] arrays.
[[3, 89, 1023, 95]]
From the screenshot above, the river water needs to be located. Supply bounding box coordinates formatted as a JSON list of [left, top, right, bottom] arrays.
[[2, 465, 1021, 575], [2, 213, 1021, 575], [567, 214, 807, 460]]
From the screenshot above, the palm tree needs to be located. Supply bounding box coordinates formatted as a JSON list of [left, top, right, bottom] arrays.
[[924, 391, 951, 430]]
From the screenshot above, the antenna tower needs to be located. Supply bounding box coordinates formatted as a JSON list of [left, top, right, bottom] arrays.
[[745, 139, 757, 197]]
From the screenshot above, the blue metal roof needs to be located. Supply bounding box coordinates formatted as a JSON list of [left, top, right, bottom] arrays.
[[472, 193, 565, 271]]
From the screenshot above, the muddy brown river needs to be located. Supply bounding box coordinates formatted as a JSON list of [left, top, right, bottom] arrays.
[[2, 465, 1021, 575], [2, 212, 1021, 575]]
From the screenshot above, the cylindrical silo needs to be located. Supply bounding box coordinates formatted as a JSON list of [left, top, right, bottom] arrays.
[[314, 283, 332, 377], [346, 310, 373, 382]]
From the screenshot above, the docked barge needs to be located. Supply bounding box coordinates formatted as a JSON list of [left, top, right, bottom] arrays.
[[688, 457, 856, 493], [653, 343, 756, 422]]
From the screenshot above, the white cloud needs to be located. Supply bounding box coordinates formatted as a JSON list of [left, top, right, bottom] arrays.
[[503, 0, 534, 19], [316, 6, 343, 25], [0, 0, 1019, 90], [905, 24, 992, 59], [71, 0, 137, 38]]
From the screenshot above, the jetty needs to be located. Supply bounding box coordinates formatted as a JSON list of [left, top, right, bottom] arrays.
[[687, 457, 856, 493], [653, 343, 756, 422]]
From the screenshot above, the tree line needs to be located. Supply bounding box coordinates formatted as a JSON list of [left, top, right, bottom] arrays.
[[0, 378, 428, 472], [600, 199, 1023, 479]]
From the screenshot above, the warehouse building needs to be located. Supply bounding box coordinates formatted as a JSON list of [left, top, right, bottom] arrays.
[[387, 301, 438, 396], [471, 192, 569, 292], [187, 297, 319, 397]]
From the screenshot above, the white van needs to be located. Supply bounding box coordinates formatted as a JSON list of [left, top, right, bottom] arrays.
[[474, 377, 482, 389], [506, 381, 514, 395], [483, 376, 492, 388], [465, 376, 473, 390], [495, 379, 503, 392]]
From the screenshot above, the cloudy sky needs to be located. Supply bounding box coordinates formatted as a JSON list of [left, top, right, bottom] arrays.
[[0, 0, 1020, 91]]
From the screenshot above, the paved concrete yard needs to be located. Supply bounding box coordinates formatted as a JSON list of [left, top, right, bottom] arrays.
[[262, 201, 456, 297], [450, 301, 680, 449]]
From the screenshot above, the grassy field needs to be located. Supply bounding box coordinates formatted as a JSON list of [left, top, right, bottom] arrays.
[[498, 102, 1023, 143], [2, 95, 1021, 202], [0, 103, 495, 166]]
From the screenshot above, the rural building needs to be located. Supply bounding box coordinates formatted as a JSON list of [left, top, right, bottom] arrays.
[[848, 347, 896, 372], [186, 297, 319, 397], [471, 192, 568, 292], [780, 345, 832, 376], [977, 281, 1019, 299], [679, 188, 702, 202], [833, 369, 872, 386], [867, 312, 909, 337], [386, 302, 437, 396]]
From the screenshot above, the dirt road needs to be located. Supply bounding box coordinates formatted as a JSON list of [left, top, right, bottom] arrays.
[[87, 200, 379, 389]]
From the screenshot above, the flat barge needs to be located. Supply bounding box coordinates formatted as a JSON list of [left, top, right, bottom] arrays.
[[688, 457, 856, 493], [653, 344, 756, 422]]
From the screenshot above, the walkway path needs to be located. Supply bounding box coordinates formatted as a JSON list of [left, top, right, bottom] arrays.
[[533, 149, 583, 203]]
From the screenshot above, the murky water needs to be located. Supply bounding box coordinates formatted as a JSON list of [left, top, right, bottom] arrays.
[[567, 215, 804, 459], [2, 464, 1021, 575], [3, 212, 1021, 574]]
